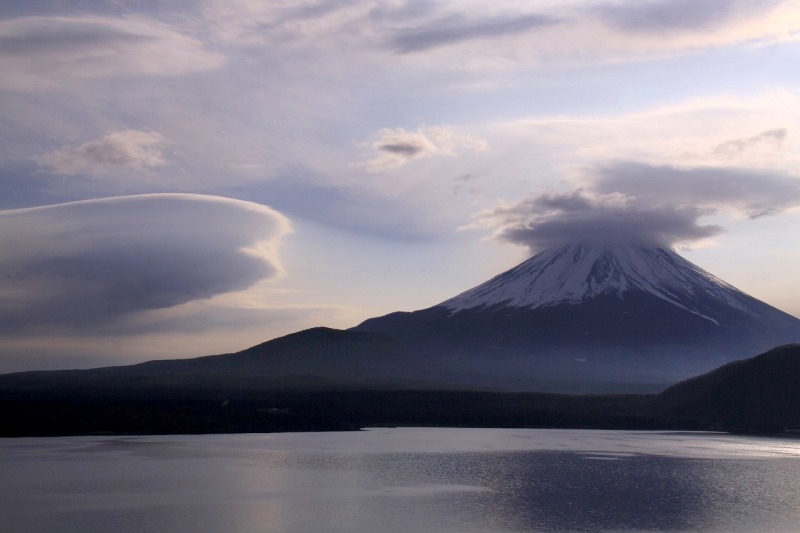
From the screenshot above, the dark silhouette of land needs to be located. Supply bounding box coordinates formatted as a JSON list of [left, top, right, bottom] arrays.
[[1, 332, 798, 437]]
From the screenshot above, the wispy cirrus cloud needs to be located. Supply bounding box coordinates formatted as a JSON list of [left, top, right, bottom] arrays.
[[388, 13, 561, 53], [0, 15, 223, 91], [200, 0, 800, 67], [712, 128, 787, 158], [594, 0, 785, 34]]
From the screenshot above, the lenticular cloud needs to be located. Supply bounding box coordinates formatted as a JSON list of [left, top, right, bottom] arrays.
[[0, 194, 291, 334]]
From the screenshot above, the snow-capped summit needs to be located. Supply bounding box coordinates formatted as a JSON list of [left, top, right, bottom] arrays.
[[354, 241, 800, 392], [440, 242, 754, 322]]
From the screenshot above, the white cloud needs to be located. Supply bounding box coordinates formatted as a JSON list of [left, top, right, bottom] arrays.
[[361, 125, 487, 172], [37, 130, 168, 177], [485, 92, 800, 178], [0, 15, 224, 91]]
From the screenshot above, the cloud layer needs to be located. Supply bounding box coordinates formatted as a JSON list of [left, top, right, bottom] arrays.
[[389, 13, 560, 53], [477, 190, 721, 250], [592, 161, 800, 218], [594, 0, 781, 34], [0, 16, 223, 91], [201, 0, 799, 63], [0, 194, 291, 334], [475, 161, 800, 251]]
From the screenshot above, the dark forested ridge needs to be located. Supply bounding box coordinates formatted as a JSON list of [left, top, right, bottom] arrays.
[[1, 339, 799, 437]]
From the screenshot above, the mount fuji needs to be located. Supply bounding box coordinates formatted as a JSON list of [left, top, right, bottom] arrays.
[[353, 242, 800, 392]]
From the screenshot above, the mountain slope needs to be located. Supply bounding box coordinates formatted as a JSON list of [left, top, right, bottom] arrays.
[[0, 328, 424, 392], [354, 243, 800, 392], [441, 244, 787, 323], [657, 344, 800, 430]]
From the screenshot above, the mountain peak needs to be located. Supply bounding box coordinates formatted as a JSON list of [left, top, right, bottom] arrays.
[[354, 241, 800, 392], [438, 242, 751, 319]]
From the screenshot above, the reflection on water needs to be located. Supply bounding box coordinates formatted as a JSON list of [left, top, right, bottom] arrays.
[[3, 428, 800, 532]]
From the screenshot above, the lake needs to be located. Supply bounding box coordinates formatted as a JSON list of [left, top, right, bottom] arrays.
[[3, 428, 800, 532]]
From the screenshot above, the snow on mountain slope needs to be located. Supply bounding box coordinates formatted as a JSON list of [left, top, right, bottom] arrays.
[[353, 241, 800, 392], [438, 243, 765, 322]]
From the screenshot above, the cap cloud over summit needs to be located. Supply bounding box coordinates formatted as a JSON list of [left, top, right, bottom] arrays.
[[475, 160, 800, 252]]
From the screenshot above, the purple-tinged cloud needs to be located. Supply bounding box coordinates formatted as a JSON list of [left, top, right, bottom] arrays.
[[712, 128, 787, 158], [595, 0, 784, 34], [480, 191, 721, 251], [0, 16, 223, 91], [0, 194, 290, 334], [37, 130, 167, 177], [592, 161, 800, 218], [361, 126, 487, 172], [389, 13, 560, 53], [477, 160, 800, 252]]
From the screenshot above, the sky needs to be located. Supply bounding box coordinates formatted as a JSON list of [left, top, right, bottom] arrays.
[[1, 0, 800, 372]]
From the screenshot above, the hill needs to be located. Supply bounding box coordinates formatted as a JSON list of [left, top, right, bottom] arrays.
[[656, 344, 800, 432], [2, 343, 800, 436]]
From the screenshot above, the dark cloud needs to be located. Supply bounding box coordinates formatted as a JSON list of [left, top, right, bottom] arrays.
[[362, 126, 486, 172], [593, 161, 800, 218], [485, 191, 721, 250], [0, 23, 151, 55], [378, 141, 425, 156], [713, 128, 787, 157], [22, 246, 269, 316], [364, 127, 438, 171], [594, 0, 781, 34], [0, 1, 198, 19], [390, 13, 560, 53], [479, 160, 800, 251], [0, 194, 290, 335]]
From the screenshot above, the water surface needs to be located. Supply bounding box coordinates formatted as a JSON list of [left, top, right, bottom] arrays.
[[3, 428, 800, 532]]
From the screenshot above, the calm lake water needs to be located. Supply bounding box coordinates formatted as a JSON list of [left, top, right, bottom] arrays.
[[3, 428, 800, 532]]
